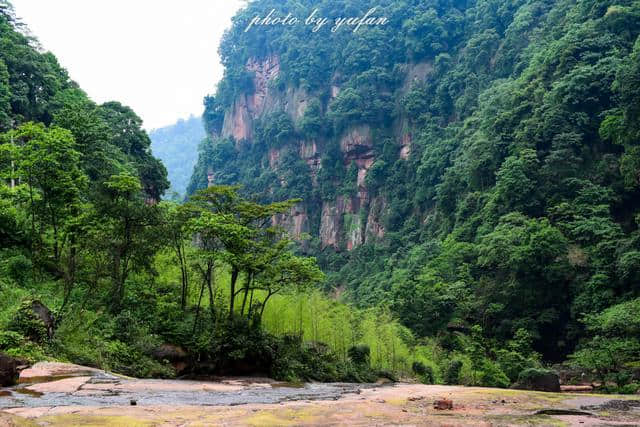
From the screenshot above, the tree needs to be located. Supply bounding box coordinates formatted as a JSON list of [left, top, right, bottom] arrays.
[[93, 173, 163, 311], [8, 123, 87, 266], [253, 252, 324, 322]]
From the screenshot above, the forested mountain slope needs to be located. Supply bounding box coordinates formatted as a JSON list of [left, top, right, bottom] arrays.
[[189, 0, 640, 367], [150, 116, 204, 200]]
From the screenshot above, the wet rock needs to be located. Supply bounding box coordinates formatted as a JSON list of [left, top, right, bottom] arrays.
[[535, 409, 593, 416], [19, 362, 101, 382], [30, 301, 55, 339], [560, 385, 593, 392], [0, 353, 28, 387], [512, 369, 560, 392], [581, 399, 640, 411], [434, 399, 453, 410]]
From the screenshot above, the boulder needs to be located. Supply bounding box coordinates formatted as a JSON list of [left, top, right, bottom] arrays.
[[152, 344, 189, 375], [434, 399, 453, 410], [30, 300, 55, 339], [0, 353, 28, 387], [513, 368, 560, 392], [10, 299, 55, 342], [152, 344, 187, 361]]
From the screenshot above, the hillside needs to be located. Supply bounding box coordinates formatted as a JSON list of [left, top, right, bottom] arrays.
[[189, 0, 640, 369], [150, 116, 204, 200]]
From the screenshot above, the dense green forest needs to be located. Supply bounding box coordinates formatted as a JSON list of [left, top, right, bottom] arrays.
[[187, 0, 640, 391], [150, 116, 204, 200]]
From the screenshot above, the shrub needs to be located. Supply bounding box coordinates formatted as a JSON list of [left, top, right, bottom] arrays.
[[272, 335, 341, 382], [412, 361, 434, 384], [0, 330, 24, 350], [412, 361, 427, 375], [619, 383, 640, 394], [4, 254, 32, 285], [348, 345, 371, 366], [5, 341, 47, 363], [104, 340, 174, 378], [496, 349, 540, 383], [8, 299, 48, 343], [479, 360, 510, 388], [444, 359, 463, 385]]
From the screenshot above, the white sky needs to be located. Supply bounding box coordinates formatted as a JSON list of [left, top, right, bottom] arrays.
[[11, 0, 245, 130]]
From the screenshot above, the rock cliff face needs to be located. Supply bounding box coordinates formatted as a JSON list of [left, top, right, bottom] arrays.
[[207, 55, 433, 251]]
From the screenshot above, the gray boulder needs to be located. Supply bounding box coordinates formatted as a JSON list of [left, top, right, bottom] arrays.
[[512, 368, 561, 392]]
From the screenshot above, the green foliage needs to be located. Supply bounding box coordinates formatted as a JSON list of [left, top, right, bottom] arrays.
[[0, 330, 23, 350], [8, 299, 47, 343], [568, 299, 640, 390], [444, 359, 463, 385], [257, 112, 296, 148], [478, 360, 510, 388], [2, 253, 31, 285], [412, 361, 434, 384], [347, 344, 370, 366], [298, 99, 326, 138]]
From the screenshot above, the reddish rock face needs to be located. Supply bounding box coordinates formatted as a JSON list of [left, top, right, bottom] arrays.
[[221, 56, 281, 142], [246, 55, 280, 117], [219, 56, 408, 252], [272, 205, 309, 239]]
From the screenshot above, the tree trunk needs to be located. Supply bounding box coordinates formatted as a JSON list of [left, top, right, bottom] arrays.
[[258, 290, 275, 323], [192, 280, 206, 334], [240, 272, 252, 317], [229, 267, 239, 318], [206, 259, 215, 320]]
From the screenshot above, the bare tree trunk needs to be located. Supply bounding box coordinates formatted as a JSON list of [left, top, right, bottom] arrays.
[[258, 290, 275, 323], [192, 280, 206, 334], [240, 272, 252, 317], [206, 259, 215, 319], [229, 267, 239, 318], [248, 289, 254, 318]]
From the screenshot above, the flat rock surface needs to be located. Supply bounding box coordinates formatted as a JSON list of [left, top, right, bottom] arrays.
[[1, 363, 639, 426], [18, 362, 101, 381]]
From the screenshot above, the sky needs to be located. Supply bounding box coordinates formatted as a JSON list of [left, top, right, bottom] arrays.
[[11, 0, 245, 130]]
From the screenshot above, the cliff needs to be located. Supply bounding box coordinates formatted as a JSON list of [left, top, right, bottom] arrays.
[[194, 49, 435, 250]]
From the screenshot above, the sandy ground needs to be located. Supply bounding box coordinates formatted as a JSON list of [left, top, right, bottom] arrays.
[[1, 363, 640, 426]]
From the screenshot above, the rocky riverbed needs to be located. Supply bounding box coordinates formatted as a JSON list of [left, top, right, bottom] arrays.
[[1, 362, 639, 426]]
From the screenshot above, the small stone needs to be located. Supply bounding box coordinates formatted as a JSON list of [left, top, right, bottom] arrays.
[[434, 399, 453, 410], [130, 399, 137, 406]]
